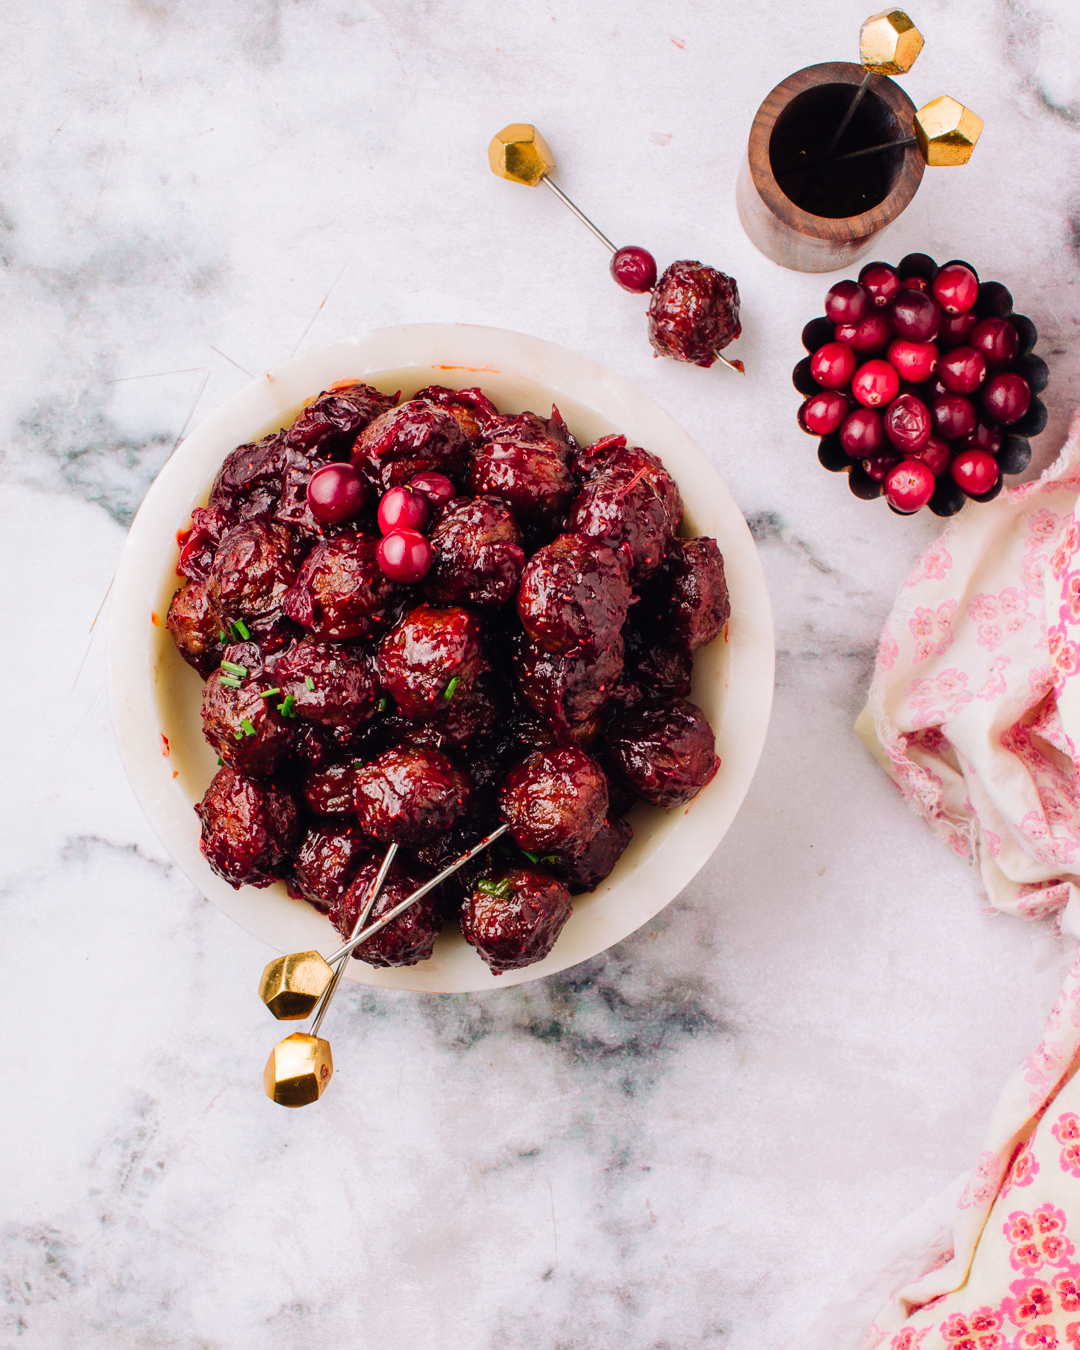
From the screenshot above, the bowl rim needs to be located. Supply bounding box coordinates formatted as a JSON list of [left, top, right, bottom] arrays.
[[106, 323, 775, 993]]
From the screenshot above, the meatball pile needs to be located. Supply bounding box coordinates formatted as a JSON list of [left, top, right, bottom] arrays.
[[169, 379, 728, 976]]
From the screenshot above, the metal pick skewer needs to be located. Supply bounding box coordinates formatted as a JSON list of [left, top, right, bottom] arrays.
[[488, 123, 743, 376]]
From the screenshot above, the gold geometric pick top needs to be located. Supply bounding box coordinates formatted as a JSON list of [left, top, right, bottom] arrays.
[[258, 950, 335, 1021], [860, 10, 924, 74], [913, 96, 984, 166], [488, 124, 555, 187], [264, 1033, 334, 1108]]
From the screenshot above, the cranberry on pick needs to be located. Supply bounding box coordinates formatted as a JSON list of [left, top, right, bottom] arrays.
[[859, 263, 900, 309], [887, 338, 938, 384], [851, 359, 900, 408], [970, 317, 1020, 370], [798, 391, 849, 436], [938, 346, 987, 395], [378, 486, 430, 536], [306, 463, 370, 525], [839, 408, 886, 458], [810, 342, 857, 389], [951, 450, 999, 497], [376, 528, 433, 583], [932, 264, 979, 315], [610, 245, 658, 294], [408, 471, 457, 510], [885, 459, 935, 513], [825, 279, 869, 326], [982, 372, 1031, 425]]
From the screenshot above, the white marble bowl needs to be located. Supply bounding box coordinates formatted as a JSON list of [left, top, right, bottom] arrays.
[[106, 325, 774, 992]]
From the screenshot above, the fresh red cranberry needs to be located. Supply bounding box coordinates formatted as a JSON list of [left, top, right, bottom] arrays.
[[887, 338, 938, 384], [306, 463, 370, 524], [408, 471, 456, 510], [376, 528, 433, 583], [839, 408, 885, 457], [859, 263, 900, 309], [938, 346, 987, 395], [889, 290, 942, 343], [932, 264, 979, 315], [798, 390, 849, 435], [982, 372, 1031, 425], [824, 279, 869, 326], [851, 359, 900, 408], [931, 393, 977, 442], [610, 245, 658, 294], [899, 275, 930, 294], [970, 317, 1019, 370], [834, 311, 893, 354], [809, 342, 857, 389], [910, 435, 951, 477], [956, 419, 1003, 456], [378, 485, 430, 536], [863, 452, 902, 482], [938, 310, 979, 349], [885, 459, 935, 513], [951, 450, 999, 496], [884, 394, 931, 453]]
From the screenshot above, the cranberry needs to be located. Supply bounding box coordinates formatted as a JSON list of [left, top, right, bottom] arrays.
[[938, 310, 979, 349], [910, 435, 951, 477], [932, 264, 979, 315], [859, 263, 900, 309], [306, 463, 370, 525], [970, 317, 1019, 370], [809, 342, 857, 389], [889, 290, 942, 343], [884, 394, 931, 453], [862, 452, 901, 482], [898, 275, 930, 294], [378, 485, 430, 536], [887, 338, 938, 384], [408, 471, 456, 510], [851, 359, 900, 408], [824, 279, 869, 326], [898, 253, 938, 283], [839, 408, 885, 458], [938, 346, 987, 395], [376, 528, 433, 583], [610, 245, 658, 294], [802, 317, 835, 352], [951, 450, 999, 497], [798, 390, 849, 435], [957, 419, 1003, 456], [982, 371, 1031, 425], [931, 393, 977, 442], [833, 311, 893, 354], [885, 459, 935, 513]]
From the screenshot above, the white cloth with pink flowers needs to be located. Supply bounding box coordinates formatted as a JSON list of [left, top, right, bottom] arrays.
[[849, 409, 1080, 1350]]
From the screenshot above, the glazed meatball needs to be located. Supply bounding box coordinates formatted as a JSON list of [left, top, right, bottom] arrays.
[[283, 532, 405, 641], [292, 821, 371, 914], [401, 668, 507, 751], [201, 667, 296, 775], [300, 760, 357, 816], [167, 580, 223, 678], [178, 504, 235, 583], [466, 439, 576, 537], [423, 497, 525, 608], [623, 623, 692, 699], [335, 861, 442, 967], [377, 605, 485, 718], [569, 444, 683, 582], [412, 385, 498, 441], [653, 537, 730, 652], [516, 534, 631, 660], [604, 697, 719, 808], [549, 815, 634, 894], [206, 517, 302, 624], [285, 380, 397, 458], [273, 637, 380, 730], [647, 260, 741, 368], [353, 745, 471, 846], [460, 868, 573, 975], [208, 431, 288, 519], [353, 399, 470, 489], [195, 764, 300, 889], [499, 746, 609, 854], [516, 633, 624, 738]]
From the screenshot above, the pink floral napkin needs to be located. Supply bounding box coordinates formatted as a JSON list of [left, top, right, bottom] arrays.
[[856, 408, 1080, 1350]]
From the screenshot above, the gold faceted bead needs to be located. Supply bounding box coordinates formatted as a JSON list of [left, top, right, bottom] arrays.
[[488, 124, 555, 187], [258, 950, 334, 1021], [914, 96, 984, 166], [860, 10, 924, 74], [263, 1033, 334, 1108]]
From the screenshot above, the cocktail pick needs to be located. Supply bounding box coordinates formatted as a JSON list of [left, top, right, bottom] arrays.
[[260, 825, 510, 1108], [488, 124, 743, 374], [781, 96, 983, 178]]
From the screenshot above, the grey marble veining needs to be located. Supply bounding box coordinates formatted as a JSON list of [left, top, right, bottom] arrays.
[[3, 0, 1080, 1346]]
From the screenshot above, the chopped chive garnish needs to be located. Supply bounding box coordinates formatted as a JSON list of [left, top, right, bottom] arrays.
[[259, 687, 282, 699], [233, 730, 243, 741], [478, 878, 511, 898], [377, 697, 389, 712], [219, 675, 242, 689], [240, 717, 256, 737], [217, 629, 228, 643], [231, 619, 251, 640], [216, 756, 223, 765], [444, 676, 460, 700], [305, 676, 315, 691], [277, 695, 296, 718], [541, 855, 560, 866], [221, 660, 249, 677], [521, 850, 539, 864]]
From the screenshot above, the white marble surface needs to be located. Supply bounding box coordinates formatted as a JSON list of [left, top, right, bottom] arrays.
[[3, 1, 1080, 1346]]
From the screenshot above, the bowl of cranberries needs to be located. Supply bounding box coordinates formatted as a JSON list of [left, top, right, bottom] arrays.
[[794, 254, 1050, 515], [107, 325, 774, 993]]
